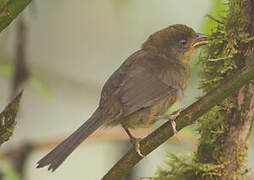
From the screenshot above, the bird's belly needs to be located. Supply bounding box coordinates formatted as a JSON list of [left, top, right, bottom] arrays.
[[121, 95, 177, 128]]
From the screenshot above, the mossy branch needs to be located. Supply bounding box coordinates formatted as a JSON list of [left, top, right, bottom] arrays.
[[102, 64, 254, 180], [0, 91, 23, 146], [0, 0, 32, 32]]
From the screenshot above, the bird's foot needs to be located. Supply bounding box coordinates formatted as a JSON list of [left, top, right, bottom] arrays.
[[130, 137, 145, 157], [155, 108, 184, 135], [123, 126, 146, 157]]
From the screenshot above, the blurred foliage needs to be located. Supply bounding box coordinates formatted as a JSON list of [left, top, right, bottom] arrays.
[[112, 0, 133, 6], [0, 62, 13, 76], [0, 158, 20, 180], [29, 76, 51, 96], [201, 0, 227, 34], [0, 62, 51, 96], [154, 0, 254, 179]]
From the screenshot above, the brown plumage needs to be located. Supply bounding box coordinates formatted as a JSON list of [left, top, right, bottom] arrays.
[[37, 24, 208, 171]]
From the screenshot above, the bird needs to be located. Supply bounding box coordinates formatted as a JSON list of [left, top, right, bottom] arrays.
[[37, 24, 208, 172]]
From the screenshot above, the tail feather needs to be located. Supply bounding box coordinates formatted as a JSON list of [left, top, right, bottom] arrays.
[[37, 111, 105, 171]]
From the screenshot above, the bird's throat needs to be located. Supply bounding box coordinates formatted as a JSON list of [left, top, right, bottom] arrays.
[[180, 48, 196, 67]]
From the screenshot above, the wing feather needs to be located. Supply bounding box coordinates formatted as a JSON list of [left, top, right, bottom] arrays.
[[120, 68, 172, 116]]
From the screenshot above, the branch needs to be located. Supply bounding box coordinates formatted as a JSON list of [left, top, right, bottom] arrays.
[[0, 127, 194, 157], [0, 91, 23, 146], [0, 0, 32, 33], [12, 18, 29, 96], [102, 64, 254, 180]]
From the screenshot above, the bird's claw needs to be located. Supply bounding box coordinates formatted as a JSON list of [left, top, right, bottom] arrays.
[[130, 137, 145, 157], [170, 119, 178, 135], [155, 108, 184, 135], [167, 108, 184, 120]]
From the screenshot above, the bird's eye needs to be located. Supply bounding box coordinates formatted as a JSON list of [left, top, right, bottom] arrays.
[[179, 39, 187, 46]]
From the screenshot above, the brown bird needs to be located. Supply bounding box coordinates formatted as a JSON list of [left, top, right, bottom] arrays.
[[37, 24, 208, 171]]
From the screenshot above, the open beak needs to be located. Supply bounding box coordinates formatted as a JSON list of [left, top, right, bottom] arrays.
[[191, 33, 209, 48]]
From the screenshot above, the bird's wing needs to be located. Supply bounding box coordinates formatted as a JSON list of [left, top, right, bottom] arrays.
[[120, 67, 174, 116], [99, 50, 178, 117]]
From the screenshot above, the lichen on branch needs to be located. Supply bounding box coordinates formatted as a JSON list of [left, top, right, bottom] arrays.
[[0, 91, 23, 146]]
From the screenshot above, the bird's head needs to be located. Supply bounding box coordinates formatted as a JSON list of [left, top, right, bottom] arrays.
[[142, 24, 208, 64]]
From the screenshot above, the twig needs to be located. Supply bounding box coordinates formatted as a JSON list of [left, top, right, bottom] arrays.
[[206, 14, 224, 24], [1, 127, 195, 156], [12, 18, 29, 97]]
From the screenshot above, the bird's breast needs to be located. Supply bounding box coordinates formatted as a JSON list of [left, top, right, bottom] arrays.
[[158, 63, 190, 91]]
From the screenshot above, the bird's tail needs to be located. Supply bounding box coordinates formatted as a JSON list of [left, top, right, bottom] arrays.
[[36, 109, 106, 172]]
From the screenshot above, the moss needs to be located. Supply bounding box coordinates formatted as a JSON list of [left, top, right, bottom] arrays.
[[153, 153, 229, 180]]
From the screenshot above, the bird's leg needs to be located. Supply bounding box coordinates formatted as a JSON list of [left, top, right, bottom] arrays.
[[155, 108, 183, 135], [122, 126, 145, 157]]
